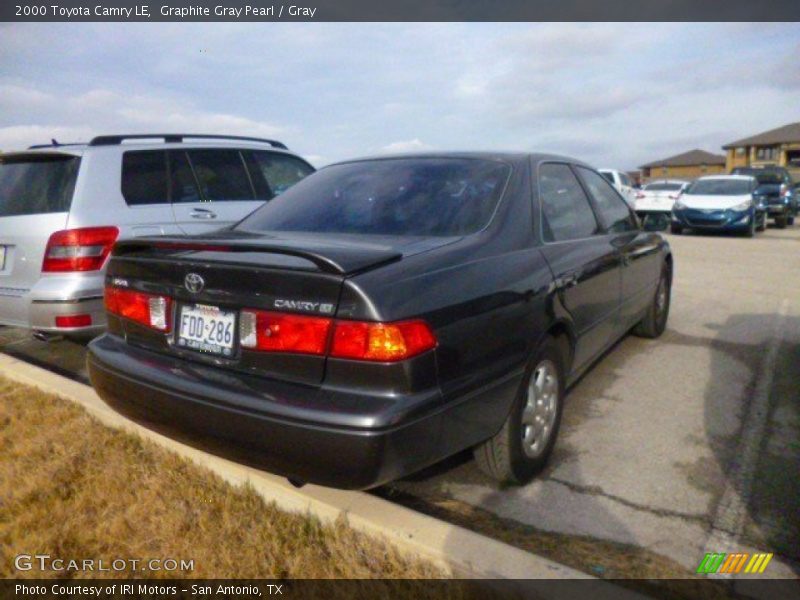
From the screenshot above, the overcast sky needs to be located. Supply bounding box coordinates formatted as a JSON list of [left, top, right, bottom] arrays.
[[1, 22, 798, 169]]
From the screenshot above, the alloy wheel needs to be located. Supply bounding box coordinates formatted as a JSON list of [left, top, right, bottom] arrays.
[[521, 360, 559, 459]]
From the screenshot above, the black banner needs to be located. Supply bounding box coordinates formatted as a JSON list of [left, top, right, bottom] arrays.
[[4, 579, 800, 600], [3, 0, 800, 22]]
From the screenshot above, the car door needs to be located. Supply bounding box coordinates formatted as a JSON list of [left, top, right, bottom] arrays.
[[576, 166, 662, 331], [535, 162, 622, 374], [118, 150, 184, 237], [170, 148, 264, 234]]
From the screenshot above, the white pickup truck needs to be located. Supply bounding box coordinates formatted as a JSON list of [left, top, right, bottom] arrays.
[[598, 169, 636, 208]]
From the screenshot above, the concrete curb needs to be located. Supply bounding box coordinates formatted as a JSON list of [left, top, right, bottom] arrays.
[[0, 352, 595, 582]]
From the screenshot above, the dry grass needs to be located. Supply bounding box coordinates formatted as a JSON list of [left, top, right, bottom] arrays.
[[0, 376, 445, 579]]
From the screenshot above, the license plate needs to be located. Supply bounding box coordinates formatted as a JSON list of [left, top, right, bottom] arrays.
[[177, 304, 236, 357], [0, 246, 5, 270]]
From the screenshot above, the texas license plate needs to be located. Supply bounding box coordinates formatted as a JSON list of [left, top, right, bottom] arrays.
[[177, 304, 236, 357]]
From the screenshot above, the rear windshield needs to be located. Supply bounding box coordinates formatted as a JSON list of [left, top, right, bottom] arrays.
[[644, 182, 683, 191], [685, 179, 752, 196], [236, 158, 511, 237], [732, 168, 787, 185], [0, 154, 80, 217]]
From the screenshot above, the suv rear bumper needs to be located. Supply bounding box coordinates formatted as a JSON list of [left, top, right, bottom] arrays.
[[0, 274, 106, 335], [87, 334, 461, 490]]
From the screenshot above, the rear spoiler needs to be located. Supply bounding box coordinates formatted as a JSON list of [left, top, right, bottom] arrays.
[[112, 237, 403, 276]]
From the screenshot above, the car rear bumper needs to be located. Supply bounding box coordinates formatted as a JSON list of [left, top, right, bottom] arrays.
[[87, 334, 463, 489]]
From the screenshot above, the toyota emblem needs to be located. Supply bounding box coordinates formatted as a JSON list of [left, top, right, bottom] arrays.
[[184, 273, 205, 294]]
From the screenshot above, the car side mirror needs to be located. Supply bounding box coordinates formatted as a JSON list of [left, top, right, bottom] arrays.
[[641, 213, 669, 232]]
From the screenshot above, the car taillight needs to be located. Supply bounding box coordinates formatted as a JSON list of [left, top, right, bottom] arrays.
[[238, 310, 437, 362], [239, 310, 332, 355], [330, 320, 437, 362], [42, 227, 119, 272], [105, 286, 172, 332]]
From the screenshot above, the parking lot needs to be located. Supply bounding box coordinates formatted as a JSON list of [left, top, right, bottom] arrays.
[[2, 226, 798, 580]]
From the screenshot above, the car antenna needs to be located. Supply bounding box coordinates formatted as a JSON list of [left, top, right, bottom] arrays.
[[51, 138, 59, 146]]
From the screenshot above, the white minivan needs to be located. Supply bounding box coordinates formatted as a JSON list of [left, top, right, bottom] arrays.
[[0, 134, 315, 339]]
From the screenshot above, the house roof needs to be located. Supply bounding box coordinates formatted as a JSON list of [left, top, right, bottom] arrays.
[[638, 149, 726, 169], [722, 121, 800, 149]]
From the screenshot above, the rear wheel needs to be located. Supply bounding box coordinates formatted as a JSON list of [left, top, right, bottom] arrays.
[[633, 263, 671, 338], [473, 339, 564, 485], [775, 212, 788, 229], [757, 212, 767, 232], [670, 223, 683, 235], [788, 215, 795, 226]]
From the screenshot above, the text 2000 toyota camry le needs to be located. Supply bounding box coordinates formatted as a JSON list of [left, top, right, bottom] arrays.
[[88, 153, 672, 489]]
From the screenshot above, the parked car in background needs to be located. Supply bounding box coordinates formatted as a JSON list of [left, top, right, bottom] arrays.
[[598, 168, 637, 208], [633, 180, 688, 220], [0, 134, 314, 340], [671, 175, 765, 237], [88, 152, 672, 490], [730, 165, 797, 228]]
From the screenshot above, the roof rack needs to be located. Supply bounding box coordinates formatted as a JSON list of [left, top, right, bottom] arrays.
[[88, 134, 288, 150], [28, 139, 83, 149]]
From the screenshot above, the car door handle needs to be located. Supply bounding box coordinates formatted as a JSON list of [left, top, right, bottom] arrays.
[[190, 208, 217, 219]]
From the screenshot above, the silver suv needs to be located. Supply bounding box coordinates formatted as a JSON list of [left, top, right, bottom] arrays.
[[0, 134, 314, 339]]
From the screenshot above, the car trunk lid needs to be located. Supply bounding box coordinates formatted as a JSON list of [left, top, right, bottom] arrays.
[[106, 231, 454, 385]]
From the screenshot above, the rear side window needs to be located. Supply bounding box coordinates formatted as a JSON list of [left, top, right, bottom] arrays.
[[578, 167, 637, 233], [539, 163, 599, 242], [185, 149, 253, 201], [169, 151, 202, 203], [0, 155, 80, 217], [237, 157, 511, 237], [121, 151, 168, 205], [245, 151, 314, 199]]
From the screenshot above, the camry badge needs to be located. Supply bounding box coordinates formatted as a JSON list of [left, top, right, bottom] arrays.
[[184, 273, 205, 294]]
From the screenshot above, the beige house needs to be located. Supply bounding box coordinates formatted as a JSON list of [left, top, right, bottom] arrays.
[[638, 149, 726, 182], [723, 122, 800, 178]]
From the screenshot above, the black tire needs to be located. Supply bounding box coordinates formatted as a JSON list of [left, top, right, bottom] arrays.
[[757, 212, 767, 232], [473, 339, 564, 485], [633, 262, 671, 338], [744, 216, 756, 238], [775, 212, 788, 229], [670, 223, 683, 235], [788, 215, 795, 226]]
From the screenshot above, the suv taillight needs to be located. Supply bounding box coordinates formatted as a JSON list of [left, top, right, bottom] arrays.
[[42, 227, 119, 272], [105, 286, 172, 332], [239, 309, 437, 362]]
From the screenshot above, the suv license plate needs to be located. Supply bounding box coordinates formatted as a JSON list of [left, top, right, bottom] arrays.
[[177, 304, 236, 357]]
